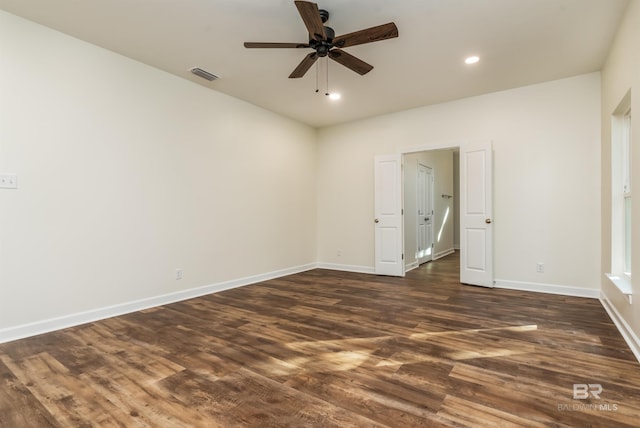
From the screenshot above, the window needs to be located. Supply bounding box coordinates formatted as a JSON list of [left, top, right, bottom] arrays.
[[608, 91, 632, 301]]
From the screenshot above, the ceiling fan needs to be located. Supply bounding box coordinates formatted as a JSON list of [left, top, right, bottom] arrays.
[[244, 0, 398, 78]]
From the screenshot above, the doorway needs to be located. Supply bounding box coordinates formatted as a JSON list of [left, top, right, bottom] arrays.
[[403, 149, 458, 272], [374, 142, 493, 285]]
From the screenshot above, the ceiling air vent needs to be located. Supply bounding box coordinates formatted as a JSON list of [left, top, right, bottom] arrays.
[[190, 67, 219, 81]]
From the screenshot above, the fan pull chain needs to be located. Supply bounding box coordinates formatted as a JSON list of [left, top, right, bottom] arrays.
[[325, 58, 330, 96], [315, 60, 319, 93]]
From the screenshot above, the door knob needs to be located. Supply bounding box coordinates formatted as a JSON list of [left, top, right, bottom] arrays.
[[374, 219, 380, 223], [485, 218, 492, 224], [425, 217, 429, 221]]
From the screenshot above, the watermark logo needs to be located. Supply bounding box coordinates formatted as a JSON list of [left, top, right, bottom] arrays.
[[573, 383, 602, 400], [556, 383, 619, 412]]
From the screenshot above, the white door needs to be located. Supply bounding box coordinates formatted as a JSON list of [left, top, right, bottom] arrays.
[[460, 141, 493, 286], [417, 164, 434, 265], [374, 155, 404, 276]]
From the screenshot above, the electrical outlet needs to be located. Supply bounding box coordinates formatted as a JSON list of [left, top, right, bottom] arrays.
[[536, 263, 544, 273], [0, 174, 18, 189], [175, 268, 183, 280]]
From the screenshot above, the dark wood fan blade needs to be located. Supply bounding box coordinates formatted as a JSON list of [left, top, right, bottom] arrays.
[[329, 49, 373, 75], [289, 52, 318, 78], [244, 42, 309, 48], [295, 1, 326, 41], [334, 22, 398, 48]]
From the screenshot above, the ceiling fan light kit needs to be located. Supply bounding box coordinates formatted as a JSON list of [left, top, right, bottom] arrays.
[[244, 0, 398, 80]]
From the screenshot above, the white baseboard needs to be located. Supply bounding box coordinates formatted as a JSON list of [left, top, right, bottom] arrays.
[[2, 265, 615, 345], [493, 279, 600, 299], [599, 291, 640, 363], [405, 249, 456, 273], [433, 248, 456, 261], [316, 262, 375, 274], [405, 261, 419, 272], [0, 263, 317, 345]]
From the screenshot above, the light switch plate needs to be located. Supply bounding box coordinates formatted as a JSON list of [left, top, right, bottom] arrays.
[[0, 174, 18, 189]]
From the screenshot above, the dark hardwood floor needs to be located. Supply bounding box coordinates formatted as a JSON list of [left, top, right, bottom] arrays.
[[1, 252, 639, 427]]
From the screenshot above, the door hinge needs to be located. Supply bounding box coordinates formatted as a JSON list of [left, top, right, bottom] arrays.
[[402, 253, 404, 260], [401, 209, 404, 215]]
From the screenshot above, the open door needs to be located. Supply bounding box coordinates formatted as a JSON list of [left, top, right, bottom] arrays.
[[374, 155, 404, 276], [460, 142, 493, 286]]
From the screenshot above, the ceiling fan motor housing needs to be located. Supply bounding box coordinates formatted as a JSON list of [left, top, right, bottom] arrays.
[[310, 24, 335, 57], [306, 9, 334, 57], [318, 27, 335, 56]]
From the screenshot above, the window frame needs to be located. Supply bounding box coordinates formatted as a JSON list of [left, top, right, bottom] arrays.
[[607, 92, 632, 302], [622, 109, 632, 277]]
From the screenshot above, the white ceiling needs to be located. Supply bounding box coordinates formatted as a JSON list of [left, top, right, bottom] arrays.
[[0, 0, 629, 128]]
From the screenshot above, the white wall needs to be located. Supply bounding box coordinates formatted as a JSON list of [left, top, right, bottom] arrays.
[[317, 73, 601, 293], [0, 9, 608, 340], [404, 149, 455, 268], [600, 0, 640, 354], [0, 11, 317, 332]]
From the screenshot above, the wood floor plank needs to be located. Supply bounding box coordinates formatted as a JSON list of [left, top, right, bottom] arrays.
[[284, 370, 443, 427], [0, 357, 60, 428], [1, 252, 639, 426], [1, 352, 133, 427], [437, 394, 550, 428]]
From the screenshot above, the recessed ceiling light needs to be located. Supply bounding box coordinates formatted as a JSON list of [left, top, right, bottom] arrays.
[[328, 93, 341, 100], [465, 56, 480, 65]]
